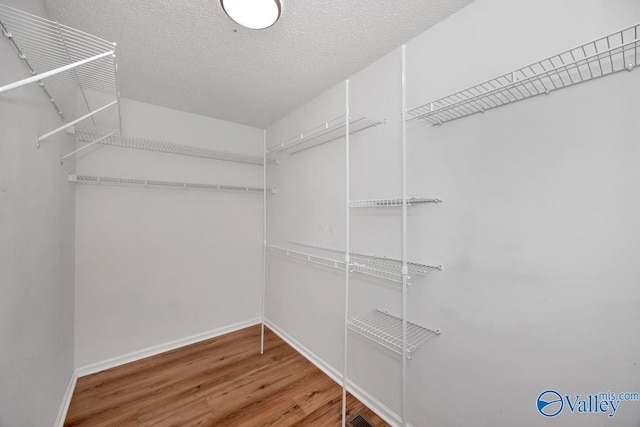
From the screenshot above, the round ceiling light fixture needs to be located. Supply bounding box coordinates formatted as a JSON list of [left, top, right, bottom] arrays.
[[220, 0, 282, 30]]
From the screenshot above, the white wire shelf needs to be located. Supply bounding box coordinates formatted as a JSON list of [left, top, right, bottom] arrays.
[[266, 115, 384, 157], [267, 242, 441, 283], [292, 242, 441, 278], [75, 128, 264, 165], [0, 4, 121, 144], [348, 310, 440, 358], [407, 24, 640, 125], [68, 174, 271, 193], [349, 198, 441, 208]]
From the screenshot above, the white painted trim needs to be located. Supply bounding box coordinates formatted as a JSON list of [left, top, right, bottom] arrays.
[[54, 370, 77, 427], [76, 317, 261, 377], [264, 318, 412, 427]]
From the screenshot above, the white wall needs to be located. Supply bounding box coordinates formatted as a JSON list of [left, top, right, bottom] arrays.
[[265, 48, 408, 418], [265, 83, 350, 376], [266, 0, 640, 426], [74, 97, 264, 368], [405, 1, 640, 426], [0, 0, 76, 425]]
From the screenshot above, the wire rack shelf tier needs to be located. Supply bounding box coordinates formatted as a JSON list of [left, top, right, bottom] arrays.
[[0, 3, 121, 143], [349, 197, 441, 208], [268, 244, 404, 283], [69, 174, 269, 193], [348, 310, 439, 358], [266, 115, 383, 157], [267, 242, 441, 283], [75, 128, 264, 165], [292, 242, 441, 278], [407, 24, 640, 125]]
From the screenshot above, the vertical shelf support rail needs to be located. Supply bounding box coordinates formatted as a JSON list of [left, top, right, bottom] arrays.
[[261, 130, 267, 354], [401, 44, 409, 427], [342, 79, 351, 427]]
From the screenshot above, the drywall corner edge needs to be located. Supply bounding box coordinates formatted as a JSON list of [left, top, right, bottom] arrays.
[[264, 318, 412, 427], [54, 370, 78, 427], [75, 318, 261, 377]]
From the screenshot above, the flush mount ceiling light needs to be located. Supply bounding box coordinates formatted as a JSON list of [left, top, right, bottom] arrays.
[[220, 0, 282, 30]]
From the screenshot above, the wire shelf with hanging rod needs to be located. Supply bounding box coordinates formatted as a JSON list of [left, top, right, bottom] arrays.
[[68, 174, 272, 193], [267, 242, 441, 283], [348, 310, 440, 358], [73, 128, 265, 165], [407, 24, 640, 125], [349, 197, 441, 208], [266, 114, 384, 158], [0, 3, 122, 146]]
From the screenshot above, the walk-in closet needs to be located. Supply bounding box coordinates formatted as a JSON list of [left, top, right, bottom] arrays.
[[1, 0, 639, 426]]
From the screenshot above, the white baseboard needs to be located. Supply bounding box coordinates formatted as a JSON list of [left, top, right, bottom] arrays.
[[76, 317, 261, 377], [54, 370, 77, 427], [264, 318, 410, 427]]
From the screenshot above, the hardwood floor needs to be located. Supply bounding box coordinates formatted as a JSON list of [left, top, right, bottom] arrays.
[[65, 325, 390, 426]]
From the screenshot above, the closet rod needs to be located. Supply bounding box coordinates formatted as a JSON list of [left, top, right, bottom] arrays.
[[0, 50, 113, 94], [68, 174, 271, 193]]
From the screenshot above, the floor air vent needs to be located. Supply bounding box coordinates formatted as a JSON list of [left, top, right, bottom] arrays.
[[348, 413, 376, 427]]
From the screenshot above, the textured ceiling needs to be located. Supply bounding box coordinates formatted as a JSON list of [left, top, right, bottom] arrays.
[[44, 0, 473, 128]]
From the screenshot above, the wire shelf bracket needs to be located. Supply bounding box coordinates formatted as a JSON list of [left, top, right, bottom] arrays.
[[266, 114, 384, 158], [349, 197, 442, 208], [407, 24, 640, 125], [61, 130, 118, 164], [348, 310, 440, 359], [73, 128, 265, 165], [0, 4, 122, 144], [68, 174, 273, 193]]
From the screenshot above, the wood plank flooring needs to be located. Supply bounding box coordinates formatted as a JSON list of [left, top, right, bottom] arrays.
[[65, 325, 390, 426]]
